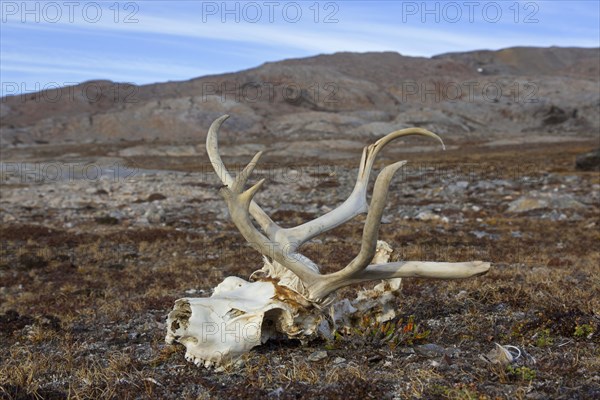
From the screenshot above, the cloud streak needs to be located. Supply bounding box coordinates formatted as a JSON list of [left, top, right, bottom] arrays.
[[1, 1, 598, 94]]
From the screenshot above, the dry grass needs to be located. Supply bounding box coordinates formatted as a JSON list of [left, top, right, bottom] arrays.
[[1, 142, 599, 399]]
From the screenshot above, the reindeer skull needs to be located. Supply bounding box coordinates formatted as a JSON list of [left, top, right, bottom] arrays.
[[166, 277, 279, 367], [166, 242, 399, 368], [166, 115, 491, 368]]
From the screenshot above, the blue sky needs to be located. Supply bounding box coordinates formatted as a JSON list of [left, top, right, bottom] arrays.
[[1, 1, 599, 95]]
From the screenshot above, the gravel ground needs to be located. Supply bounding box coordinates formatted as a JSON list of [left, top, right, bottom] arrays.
[[1, 139, 599, 399]]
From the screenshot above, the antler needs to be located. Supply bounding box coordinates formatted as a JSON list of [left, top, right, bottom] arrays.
[[207, 115, 490, 301]]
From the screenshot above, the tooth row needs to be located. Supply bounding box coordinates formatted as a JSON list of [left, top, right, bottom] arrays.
[[185, 353, 215, 369]]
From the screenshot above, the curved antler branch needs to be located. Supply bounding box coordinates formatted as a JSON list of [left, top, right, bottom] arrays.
[[306, 160, 409, 299], [277, 128, 445, 251], [219, 150, 320, 289], [205, 115, 490, 303], [207, 115, 280, 238]]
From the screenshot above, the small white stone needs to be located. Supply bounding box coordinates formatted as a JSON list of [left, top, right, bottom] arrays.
[[308, 350, 328, 362]]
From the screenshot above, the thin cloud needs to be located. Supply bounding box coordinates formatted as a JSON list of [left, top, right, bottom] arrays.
[[1, 1, 598, 94]]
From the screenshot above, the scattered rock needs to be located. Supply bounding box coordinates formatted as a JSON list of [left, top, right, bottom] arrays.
[[445, 181, 469, 193], [507, 192, 585, 213], [471, 181, 497, 191], [109, 210, 125, 220], [307, 350, 328, 362], [575, 149, 600, 171], [119, 145, 199, 157], [414, 343, 446, 358], [541, 210, 568, 221], [396, 347, 416, 356], [541, 105, 569, 125], [147, 193, 167, 202], [144, 207, 166, 224], [135, 193, 168, 203], [471, 230, 500, 240], [269, 387, 284, 397], [333, 357, 346, 365], [507, 197, 548, 212], [415, 210, 440, 221], [549, 194, 586, 210], [493, 303, 508, 312]]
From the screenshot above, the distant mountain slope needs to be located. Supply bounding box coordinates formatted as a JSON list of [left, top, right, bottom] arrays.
[[1, 46, 598, 147], [434, 46, 599, 77]]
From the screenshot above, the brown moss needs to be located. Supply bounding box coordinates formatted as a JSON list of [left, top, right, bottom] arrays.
[[1, 141, 599, 399]]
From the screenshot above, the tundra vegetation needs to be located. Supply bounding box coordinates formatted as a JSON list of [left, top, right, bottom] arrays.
[[1, 125, 598, 399]]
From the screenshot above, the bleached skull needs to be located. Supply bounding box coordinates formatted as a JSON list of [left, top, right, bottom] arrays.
[[165, 276, 320, 368], [164, 115, 491, 369], [165, 242, 398, 367]]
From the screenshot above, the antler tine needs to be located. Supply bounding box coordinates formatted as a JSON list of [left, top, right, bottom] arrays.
[[223, 150, 266, 209], [231, 150, 263, 194], [277, 128, 445, 251], [206, 115, 280, 238], [356, 260, 491, 281], [341, 160, 408, 275], [309, 160, 408, 299], [359, 128, 445, 181], [219, 152, 320, 288], [312, 261, 491, 292]]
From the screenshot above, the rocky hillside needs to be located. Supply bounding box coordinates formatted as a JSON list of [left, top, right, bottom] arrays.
[[1, 47, 598, 147]]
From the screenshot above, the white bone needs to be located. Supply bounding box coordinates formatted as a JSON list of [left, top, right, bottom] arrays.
[[166, 115, 491, 368]]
